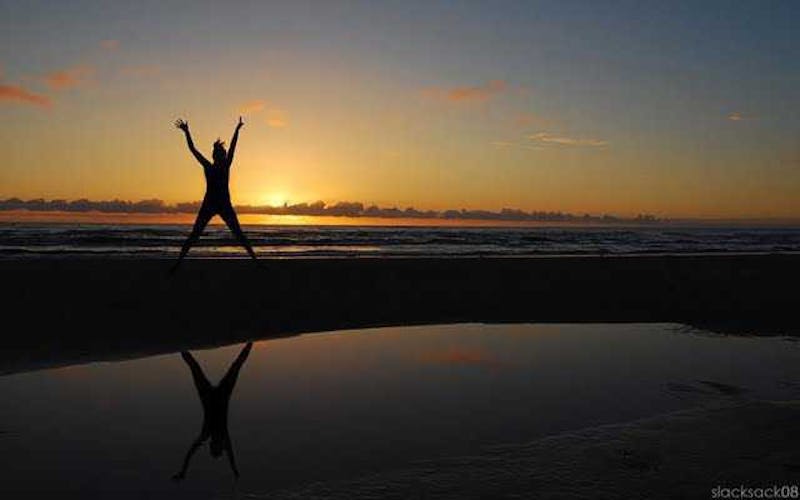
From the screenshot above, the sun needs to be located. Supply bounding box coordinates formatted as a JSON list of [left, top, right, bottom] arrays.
[[262, 193, 289, 207]]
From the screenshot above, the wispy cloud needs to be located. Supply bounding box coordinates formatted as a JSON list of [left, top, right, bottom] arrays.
[[238, 99, 266, 114], [237, 99, 287, 128], [265, 108, 287, 128], [727, 111, 750, 122], [422, 80, 507, 103], [43, 65, 94, 90], [0, 84, 52, 108], [528, 132, 608, 148], [100, 39, 120, 51]]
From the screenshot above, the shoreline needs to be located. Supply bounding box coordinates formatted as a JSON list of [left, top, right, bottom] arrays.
[[3, 250, 800, 260], [2, 209, 800, 227], [3, 254, 799, 374]]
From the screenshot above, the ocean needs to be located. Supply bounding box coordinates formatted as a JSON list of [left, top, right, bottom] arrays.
[[1, 222, 799, 258]]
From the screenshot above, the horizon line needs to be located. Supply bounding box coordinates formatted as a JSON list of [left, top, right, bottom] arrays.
[[1, 197, 799, 225], [0, 197, 660, 224]]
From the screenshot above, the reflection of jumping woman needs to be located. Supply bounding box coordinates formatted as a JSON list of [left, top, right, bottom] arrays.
[[172, 117, 257, 271], [173, 342, 253, 480]]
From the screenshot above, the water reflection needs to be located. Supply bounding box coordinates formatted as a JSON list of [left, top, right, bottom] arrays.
[[173, 342, 252, 480], [0, 324, 798, 498]]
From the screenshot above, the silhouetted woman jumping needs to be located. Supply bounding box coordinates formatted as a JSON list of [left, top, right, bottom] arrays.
[[173, 342, 253, 480], [172, 117, 257, 271]]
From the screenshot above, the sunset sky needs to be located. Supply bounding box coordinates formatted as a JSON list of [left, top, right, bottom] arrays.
[[1, 1, 799, 219]]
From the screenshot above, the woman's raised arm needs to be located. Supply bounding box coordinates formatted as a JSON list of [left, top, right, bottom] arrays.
[[226, 116, 244, 166], [175, 119, 211, 168]]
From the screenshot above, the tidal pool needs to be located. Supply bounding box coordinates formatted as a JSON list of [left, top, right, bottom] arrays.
[[1, 323, 798, 498]]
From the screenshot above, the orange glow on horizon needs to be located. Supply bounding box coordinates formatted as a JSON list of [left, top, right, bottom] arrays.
[[0, 209, 665, 227]]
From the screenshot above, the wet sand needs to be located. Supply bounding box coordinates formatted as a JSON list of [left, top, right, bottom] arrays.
[[267, 400, 800, 499], [2, 254, 799, 374]]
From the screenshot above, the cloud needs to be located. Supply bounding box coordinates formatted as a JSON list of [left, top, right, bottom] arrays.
[[1, 62, 95, 108], [238, 99, 287, 127], [528, 132, 608, 148], [0, 198, 658, 223], [727, 112, 749, 122], [100, 39, 120, 51], [43, 65, 94, 90], [265, 108, 287, 128], [0, 84, 52, 108], [422, 80, 507, 103], [238, 99, 266, 114]]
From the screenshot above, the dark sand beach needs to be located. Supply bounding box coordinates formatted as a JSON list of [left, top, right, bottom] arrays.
[[1, 257, 799, 498], [2, 254, 799, 374]]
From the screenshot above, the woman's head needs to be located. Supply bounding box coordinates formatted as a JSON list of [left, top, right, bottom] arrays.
[[212, 139, 227, 164]]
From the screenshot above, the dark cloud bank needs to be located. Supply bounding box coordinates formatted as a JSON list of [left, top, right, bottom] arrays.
[[0, 198, 659, 223]]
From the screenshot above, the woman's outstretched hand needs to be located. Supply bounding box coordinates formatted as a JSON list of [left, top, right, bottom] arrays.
[[236, 116, 244, 129], [174, 119, 189, 132]]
